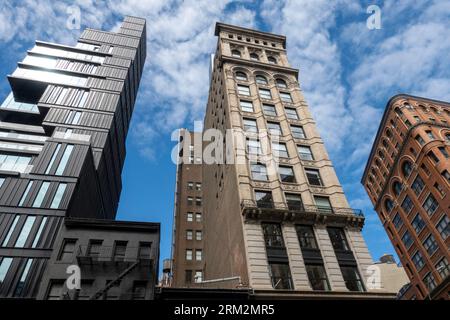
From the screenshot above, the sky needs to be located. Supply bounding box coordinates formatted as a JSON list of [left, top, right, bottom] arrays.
[[0, 0, 449, 276]]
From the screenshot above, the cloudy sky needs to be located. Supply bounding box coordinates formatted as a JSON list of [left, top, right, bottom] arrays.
[[1, 0, 449, 274]]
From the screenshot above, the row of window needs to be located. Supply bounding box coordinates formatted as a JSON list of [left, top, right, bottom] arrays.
[[58, 239, 152, 262], [187, 182, 201, 191], [237, 84, 293, 103], [236, 72, 288, 88], [251, 163, 323, 186], [0, 257, 34, 296], [0, 92, 38, 113], [187, 197, 202, 206], [186, 212, 202, 223], [239, 100, 299, 121], [186, 230, 202, 241], [247, 140, 314, 160], [18, 181, 67, 209], [228, 33, 279, 48], [262, 224, 364, 292], [231, 50, 278, 64], [243, 117, 306, 138], [386, 191, 439, 217], [254, 189, 333, 212], [185, 270, 203, 284], [1, 215, 48, 248], [185, 249, 202, 261]]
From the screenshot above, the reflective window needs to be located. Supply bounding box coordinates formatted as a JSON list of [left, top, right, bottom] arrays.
[[0, 257, 13, 284], [32, 217, 48, 248], [291, 125, 305, 139], [15, 216, 36, 247], [55, 145, 74, 175], [13, 67, 87, 87], [237, 85, 250, 96], [19, 181, 34, 206], [1, 216, 20, 246], [285, 107, 298, 119], [436, 215, 449, 240], [259, 88, 272, 100], [272, 142, 288, 158], [50, 183, 67, 209], [255, 75, 268, 85], [278, 166, 295, 183], [32, 182, 50, 207], [280, 92, 292, 102], [0, 92, 38, 112], [276, 78, 287, 88], [45, 144, 62, 174], [14, 258, 33, 296], [327, 227, 349, 251], [0, 154, 32, 173], [235, 71, 247, 81], [295, 225, 318, 249], [262, 104, 277, 116], [243, 118, 258, 132], [251, 163, 268, 181], [267, 122, 282, 136], [298, 145, 314, 160], [31, 44, 105, 63], [306, 264, 330, 291], [239, 100, 253, 112]]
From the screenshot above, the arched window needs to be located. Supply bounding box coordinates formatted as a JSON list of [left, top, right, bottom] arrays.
[[276, 78, 287, 88], [378, 151, 385, 160], [445, 133, 450, 142], [402, 161, 412, 178], [235, 71, 247, 81], [386, 129, 392, 138], [250, 53, 259, 61], [393, 181, 402, 195], [385, 199, 394, 212], [255, 75, 268, 85], [375, 159, 380, 167], [382, 139, 388, 148], [267, 56, 277, 64], [231, 50, 241, 58]]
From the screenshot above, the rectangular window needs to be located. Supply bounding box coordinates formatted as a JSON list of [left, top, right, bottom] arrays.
[[187, 197, 193, 205], [280, 92, 292, 103], [315, 196, 333, 214], [1, 216, 20, 247], [195, 249, 202, 261], [423, 234, 438, 256], [243, 118, 258, 132], [262, 104, 277, 116], [423, 194, 438, 215], [185, 270, 192, 283], [291, 125, 305, 139], [393, 213, 403, 230], [186, 230, 193, 240], [255, 190, 273, 208], [46, 281, 63, 300], [428, 151, 439, 163], [306, 264, 330, 291], [327, 227, 350, 251], [415, 135, 425, 145], [401, 231, 413, 249], [187, 182, 193, 190], [195, 197, 202, 206], [401, 196, 414, 214], [305, 168, 323, 186], [14, 216, 36, 248], [272, 142, 288, 158], [412, 251, 425, 270], [278, 166, 295, 183], [411, 176, 425, 195], [285, 107, 298, 119], [195, 183, 201, 191], [0, 154, 32, 173], [423, 272, 436, 291], [87, 240, 103, 259], [138, 242, 152, 260], [113, 241, 127, 261], [187, 212, 193, 222], [295, 225, 318, 249], [247, 139, 261, 155], [32, 181, 50, 208], [50, 183, 67, 209], [45, 144, 62, 174], [194, 271, 203, 283], [436, 258, 449, 280], [237, 85, 250, 96], [196, 231, 202, 241], [14, 259, 33, 297], [436, 215, 449, 240], [298, 145, 314, 160], [267, 122, 282, 136], [269, 263, 293, 290], [442, 170, 450, 182], [239, 100, 253, 112], [58, 239, 77, 262], [0, 257, 13, 284], [438, 146, 449, 158], [286, 193, 303, 211], [186, 249, 193, 261], [259, 88, 272, 100], [425, 130, 435, 139], [32, 217, 48, 248], [71, 111, 82, 125], [251, 163, 268, 181], [132, 281, 146, 300], [262, 223, 284, 248], [19, 181, 33, 206], [411, 214, 425, 234], [340, 266, 365, 292], [55, 145, 74, 175], [195, 213, 202, 222]]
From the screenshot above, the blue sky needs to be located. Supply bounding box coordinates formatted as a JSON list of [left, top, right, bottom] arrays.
[[1, 0, 449, 275]]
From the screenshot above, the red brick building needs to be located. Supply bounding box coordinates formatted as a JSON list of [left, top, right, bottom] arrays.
[[362, 94, 449, 300]]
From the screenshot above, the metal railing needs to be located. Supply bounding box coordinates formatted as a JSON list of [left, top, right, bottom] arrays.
[[241, 199, 364, 217], [76, 245, 153, 264]]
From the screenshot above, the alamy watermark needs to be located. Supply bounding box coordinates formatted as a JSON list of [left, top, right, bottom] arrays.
[[366, 4, 382, 30]]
